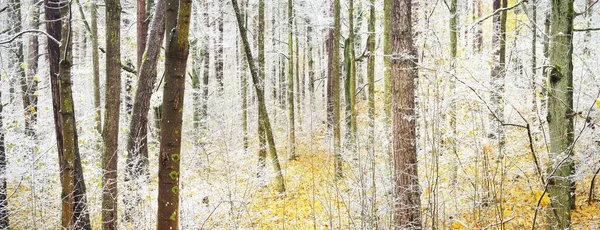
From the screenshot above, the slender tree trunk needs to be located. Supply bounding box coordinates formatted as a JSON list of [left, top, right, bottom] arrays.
[[448, 0, 458, 187], [333, 0, 342, 178], [216, 1, 224, 92], [383, 0, 391, 121], [239, 1, 249, 152], [489, 0, 506, 156], [91, 1, 102, 135], [287, 0, 296, 160], [474, 0, 483, 53], [307, 19, 314, 102], [201, 0, 209, 130], [52, 0, 92, 228], [0, 92, 7, 230], [391, 0, 422, 227], [25, 0, 39, 140], [344, 0, 356, 148], [546, 0, 575, 227], [232, 0, 286, 193], [258, 0, 267, 170], [126, 0, 166, 219], [326, 5, 334, 131], [102, 0, 122, 228], [367, 0, 375, 150], [295, 20, 302, 132]]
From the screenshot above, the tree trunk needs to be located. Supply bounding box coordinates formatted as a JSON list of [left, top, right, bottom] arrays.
[[137, 0, 147, 68], [307, 19, 315, 102], [287, 0, 296, 160], [326, 10, 334, 131], [232, 0, 286, 193], [546, 0, 575, 227], [367, 0, 375, 148], [474, 0, 483, 53], [201, 0, 209, 130], [489, 0, 506, 157], [52, 0, 92, 228], [156, 0, 192, 228], [258, 0, 267, 170], [391, 0, 422, 227], [332, 0, 342, 178], [91, 1, 102, 135], [216, 1, 224, 92], [25, 0, 39, 140], [102, 0, 122, 228], [239, 1, 249, 152], [0, 92, 7, 230], [383, 0, 391, 121], [448, 0, 458, 187], [126, 0, 166, 220], [346, 0, 356, 141]]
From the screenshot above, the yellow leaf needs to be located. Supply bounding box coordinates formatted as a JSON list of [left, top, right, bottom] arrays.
[[534, 190, 551, 208], [452, 222, 467, 230], [596, 99, 600, 108]]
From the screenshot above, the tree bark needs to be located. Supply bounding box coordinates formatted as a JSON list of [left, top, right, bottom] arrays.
[[156, 0, 192, 228], [391, 0, 422, 227], [383, 0, 391, 121], [332, 0, 342, 178], [258, 0, 267, 170], [0, 92, 7, 230], [287, 0, 296, 160], [216, 1, 224, 92], [232, 0, 286, 193], [102, 0, 122, 228], [25, 0, 39, 140], [126, 0, 166, 220], [52, 0, 92, 228], [137, 0, 147, 68], [489, 0, 507, 155], [91, 0, 102, 135], [367, 0, 375, 148], [546, 0, 575, 227]]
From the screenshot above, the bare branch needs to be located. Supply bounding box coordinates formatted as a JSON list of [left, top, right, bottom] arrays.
[[0, 29, 60, 45]]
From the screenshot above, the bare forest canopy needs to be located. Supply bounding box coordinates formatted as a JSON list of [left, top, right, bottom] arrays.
[[0, 0, 599, 229]]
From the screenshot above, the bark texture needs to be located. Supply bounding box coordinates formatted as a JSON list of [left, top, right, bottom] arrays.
[[156, 0, 192, 228], [391, 0, 422, 227]]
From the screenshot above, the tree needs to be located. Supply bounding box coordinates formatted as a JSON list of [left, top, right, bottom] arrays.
[[367, 0, 374, 146], [332, 0, 342, 179], [391, 0, 422, 227], [239, 0, 249, 152], [0, 91, 6, 230], [126, 0, 166, 219], [137, 0, 148, 68], [201, 0, 210, 130], [344, 0, 356, 145], [383, 0, 391, 120], [258, 0, 267, 170], [489, 0, 506, 156], [156, 0, 192, 228], [46, 0, 91, 228], [102, 0, 122, 228], [287, 0, 296, 160], [546, 0, 575, 227], [25, 0, 39, 140], [232, 0, 286, 192], [216, 0, 224, 92], [91, 0, 101, 135]]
